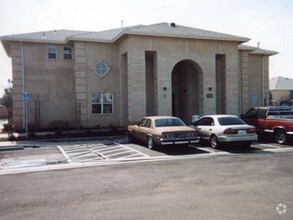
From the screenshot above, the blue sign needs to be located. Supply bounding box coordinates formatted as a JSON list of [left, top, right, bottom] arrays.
[[23, 92, 30, 102], [252, 92, 257, 101]]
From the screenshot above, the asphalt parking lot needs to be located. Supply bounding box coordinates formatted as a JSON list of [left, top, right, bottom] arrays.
[[0, 136, 292, 174], [1, 140, 293, 220]]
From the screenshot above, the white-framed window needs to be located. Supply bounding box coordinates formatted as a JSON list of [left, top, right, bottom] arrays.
[[91, 92, 114, 114], [95, 61, 110, 78], [48, 45, 57, 59], [63, 47, 72, 60]]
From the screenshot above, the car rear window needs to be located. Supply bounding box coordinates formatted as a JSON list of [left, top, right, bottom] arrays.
[[217, 117, 246, 125], [155, 118, 186, 127]]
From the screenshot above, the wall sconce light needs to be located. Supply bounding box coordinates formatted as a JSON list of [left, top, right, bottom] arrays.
[[163, 87, 167, 91]]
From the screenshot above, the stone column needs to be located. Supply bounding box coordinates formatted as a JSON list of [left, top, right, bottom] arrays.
[[74, 42, 88, 127], [201, 59, 217, 115], [156, 57, 173, 116], [240, 51, 250, 113], [10, 42, 24, 130], [225, 54, 239, 115], [127, 49, 146, 122], [263, 56, 270, 106]]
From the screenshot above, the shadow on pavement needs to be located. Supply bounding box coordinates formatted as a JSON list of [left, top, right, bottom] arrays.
[[154, 145, 208, 156]]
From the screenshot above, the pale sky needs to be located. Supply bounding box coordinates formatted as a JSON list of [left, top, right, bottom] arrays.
[[0, 0, 292, 96]]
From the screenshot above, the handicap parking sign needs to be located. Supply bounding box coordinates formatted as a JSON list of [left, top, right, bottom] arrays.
[[23, 92, 30, 103]]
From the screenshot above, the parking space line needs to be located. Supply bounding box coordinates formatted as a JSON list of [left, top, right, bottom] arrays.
[[57, 145, 72, 162], [104, 150, 134, 158], [189, 145, 218, 154], [196, 147, 218, 153], [98, 147, 123, 154], [120, 153, 147, 159], [57, 141, 151, 163], [256, 143, 282, 149], [113, 142, 150, 158]]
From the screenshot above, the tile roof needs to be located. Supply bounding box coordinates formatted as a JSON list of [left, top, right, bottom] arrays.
[[270, 76, 293, 90], [1, 22, 250, 44]]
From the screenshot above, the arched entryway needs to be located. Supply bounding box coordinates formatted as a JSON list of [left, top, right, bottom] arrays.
[[172, 60, 203, 124]]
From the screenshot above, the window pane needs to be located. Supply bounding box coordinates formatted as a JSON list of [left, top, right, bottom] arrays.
[[92, 92, 113, 114], [64, 47, 72, 60], [103, 93, 112, 103], [48, 45, 57, 59], [103, 104, 112, 114], [48, 53, 56, 59], [92, 104, 101, 114], [91, 93, 102, 103]]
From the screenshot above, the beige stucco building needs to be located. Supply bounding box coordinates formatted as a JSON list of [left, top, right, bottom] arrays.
[[270, 76, 293, 106], [1, 22, 277, 130]]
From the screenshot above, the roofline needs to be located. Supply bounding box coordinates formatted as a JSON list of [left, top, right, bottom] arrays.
[[1, 32, 250, 45], [238, 44, 278, 56], [121, 31, 250, 43]]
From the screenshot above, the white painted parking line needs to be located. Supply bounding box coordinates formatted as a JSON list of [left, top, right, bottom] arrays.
[[105, 150, 133, 158], [195, 146, 218, 153], [57, 145, 72, 162], [188, 145, 225, 154], [256, 143, 282, 149], [57, 142, 150, 163], [260, 147, 293, 153], [98, 147, 123, 154], [113, 142, 150, 158]]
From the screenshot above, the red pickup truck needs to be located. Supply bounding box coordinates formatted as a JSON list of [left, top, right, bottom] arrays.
[[241, 106, 293, 144]]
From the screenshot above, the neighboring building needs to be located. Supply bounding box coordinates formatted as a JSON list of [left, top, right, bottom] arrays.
[[270, 76, 293, 106], [0, 22, 277, 130]]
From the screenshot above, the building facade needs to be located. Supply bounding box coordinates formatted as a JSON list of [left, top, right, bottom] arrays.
[[270, 76, 293, 106], [1, 23, 277, 130]]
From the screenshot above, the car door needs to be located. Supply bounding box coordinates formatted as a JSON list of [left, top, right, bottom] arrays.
[[138, 119, 152, 143], [195, 117, 215, 141], [133, 119, 147, 141]]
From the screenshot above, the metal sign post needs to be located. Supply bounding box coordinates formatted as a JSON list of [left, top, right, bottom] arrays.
[[23, 92, 30, 139]]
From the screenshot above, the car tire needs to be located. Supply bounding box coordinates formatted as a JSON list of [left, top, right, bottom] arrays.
[[210, 135, 219, 149], [275, 129, 287, 144], [147, 136, 156, 150]]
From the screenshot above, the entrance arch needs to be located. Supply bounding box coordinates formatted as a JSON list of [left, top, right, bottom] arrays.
[[172, 60, 203, 124]]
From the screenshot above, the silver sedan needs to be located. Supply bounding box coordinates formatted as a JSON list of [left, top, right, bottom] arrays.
[[193, 115, 258, 148]]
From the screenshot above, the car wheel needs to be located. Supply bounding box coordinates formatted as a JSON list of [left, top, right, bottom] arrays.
[[147, 136, 156, 149], [210, 135, 219, 149], [275, 129, 287, 144]]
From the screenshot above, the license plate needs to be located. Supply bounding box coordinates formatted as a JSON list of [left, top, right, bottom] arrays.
[[176, 134, 185, 138], [238, 130, 247, 135]]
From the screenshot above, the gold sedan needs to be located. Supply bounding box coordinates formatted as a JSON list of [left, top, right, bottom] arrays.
[[127, 116, 200, 149]]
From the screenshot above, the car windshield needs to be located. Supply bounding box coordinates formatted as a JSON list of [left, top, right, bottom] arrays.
[[217, 117, 246, 126], [155, 118, 186, 127]]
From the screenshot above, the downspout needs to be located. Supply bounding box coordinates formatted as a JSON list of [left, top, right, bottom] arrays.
[[20, 40, 25, 129]]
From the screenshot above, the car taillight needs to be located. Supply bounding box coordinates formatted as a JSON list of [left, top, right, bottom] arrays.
[[246, 128, 256, 134], [224, 128, 238, 135]]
